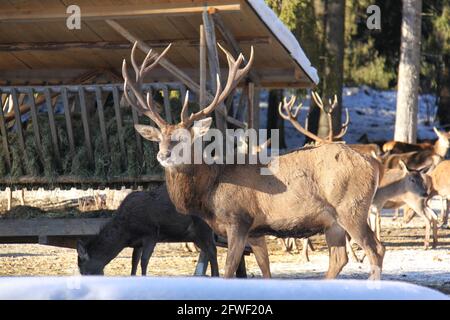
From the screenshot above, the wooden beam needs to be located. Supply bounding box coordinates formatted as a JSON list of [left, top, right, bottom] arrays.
[[0, 2, 241, 23], [212, 12, 261, 85], [106, 19, 201, 95], [199, 25, 207, 108], [0, 91, 11, 169], [0, 38, 269, 52], [202, 10, 227, 132], [11, 88, 27, 158]]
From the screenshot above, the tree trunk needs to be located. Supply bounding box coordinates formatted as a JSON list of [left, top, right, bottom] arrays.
[[267, 89, 286, 149], [308, 0, 345, 142], [437, 54, 450, 127], [394, 0, 422, 143]]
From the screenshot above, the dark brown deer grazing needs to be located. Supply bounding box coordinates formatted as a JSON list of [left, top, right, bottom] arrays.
[[123, 42, 384, 279], [77, 186, 219, 276], [382, 128, 450, 172]]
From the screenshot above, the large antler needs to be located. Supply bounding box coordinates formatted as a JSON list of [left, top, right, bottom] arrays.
[[311, 91, 349, 142], [278, 96, 327, 144], [122, 42, 172, 128], [180, 43, 254, 128]]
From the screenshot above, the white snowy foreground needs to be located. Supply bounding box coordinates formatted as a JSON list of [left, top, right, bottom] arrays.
[[0, 277, 447, 300]]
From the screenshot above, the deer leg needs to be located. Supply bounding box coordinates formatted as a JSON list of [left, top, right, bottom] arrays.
[[248, 236, 271, 278], [140, 237, 157, 276], [300, 238, 310, 262], [308, 239, 316, 251], [424, 206, 438, 249], [235, 255, 247, 278], [442, 198, 449, 228], [131, 247, 142, 276], [224, 223, 250, 278], [194, 235, 219, 277], [324, 223, 348, 279], [346, 235, 362, 263], [343, 221, 384, 280]]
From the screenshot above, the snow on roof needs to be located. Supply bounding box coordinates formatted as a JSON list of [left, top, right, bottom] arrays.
[[247, 0, 320, 85]]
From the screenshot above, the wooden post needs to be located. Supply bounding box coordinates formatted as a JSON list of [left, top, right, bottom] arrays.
[[20, 188, 25, 205], [199, 24, 207, 108], [162, 86, 173, 124], [202, 10, 227, 133], [44, 88, 60, 163], [6, 187, 12, 211], [253, 86, 260, 132], [247, 82, 255, 130], [26, 88, 44, 162], [112, 86, 126, 164], [234, 88, 247, 122], [94, 87, 109, 154], [11, 88, 27, 158], [61, 87, 75, 154], [0, 90, 11, 169], [78, 87, 93, 163]]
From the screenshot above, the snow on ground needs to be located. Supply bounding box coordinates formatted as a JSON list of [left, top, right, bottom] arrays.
[[259, 86, 438, 148]]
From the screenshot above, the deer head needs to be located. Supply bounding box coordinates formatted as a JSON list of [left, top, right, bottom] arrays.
[[398, 161, 429, 198], [122, 42, 253, 167]]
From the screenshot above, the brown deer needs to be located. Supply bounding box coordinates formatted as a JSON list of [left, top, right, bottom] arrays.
[[369, 161, 437, 249], [292, 92, 384, 262], [382, 128, 450, 172], [122, 42, 384, 279], [428, 160, 450, 228]]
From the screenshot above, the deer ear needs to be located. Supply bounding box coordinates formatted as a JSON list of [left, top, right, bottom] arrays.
[[399, 160, 409, 174], [134, 124, 161, 142], [77, 240, 89, 261], [191, 118, 212, 139]]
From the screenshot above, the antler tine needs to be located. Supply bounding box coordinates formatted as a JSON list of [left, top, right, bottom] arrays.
[[311, 91, 324, 110], [122, 42, 172, 128], [279, 96, 326, 144], [278, 96, 296, 121], [334, 108, 350, 139], [130, 42, 141, 82], [180, 91, 190, 123], [181, 45, 253, 127]]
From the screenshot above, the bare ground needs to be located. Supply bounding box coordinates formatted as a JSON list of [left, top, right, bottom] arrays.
[[0, 216, 449, 295]]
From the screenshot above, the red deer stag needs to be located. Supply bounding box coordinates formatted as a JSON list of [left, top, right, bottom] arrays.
[[122, 42, 384, 279]]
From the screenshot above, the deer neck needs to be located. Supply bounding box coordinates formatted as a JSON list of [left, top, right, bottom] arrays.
[[164, 164, 220, 214], [88, 223, 127, 266], [374, 178, 408, 207], [434, 137, 449, 157]]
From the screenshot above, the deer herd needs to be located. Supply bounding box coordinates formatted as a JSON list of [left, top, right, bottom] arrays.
[[78, 43, 450, 281]]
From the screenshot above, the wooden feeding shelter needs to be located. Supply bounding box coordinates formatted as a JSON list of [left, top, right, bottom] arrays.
[[0, 0, 319, 190]]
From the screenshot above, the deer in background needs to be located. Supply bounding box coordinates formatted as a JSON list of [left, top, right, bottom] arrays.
[[428, 160, 450, 228], [369, 161, 437, 249], [284, 92, 384, 262], [382, 128, 450, 172], [123, 42, 384, 279]]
